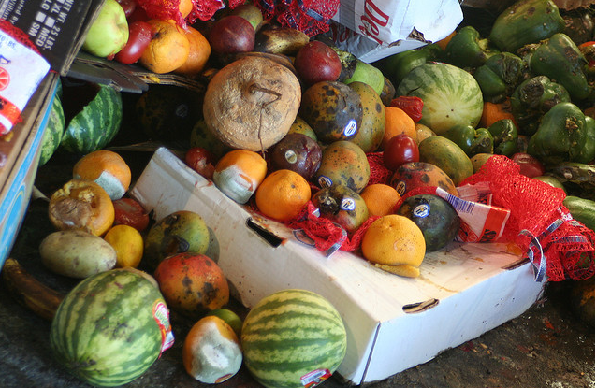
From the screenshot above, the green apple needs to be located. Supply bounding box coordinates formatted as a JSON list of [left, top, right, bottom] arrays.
[[82, 0, 129, 58], [343, 60, 386, 95]]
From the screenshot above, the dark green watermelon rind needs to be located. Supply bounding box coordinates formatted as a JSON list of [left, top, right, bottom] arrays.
[[50, 270, 164, 387], [241, 290, 347, 388], [38, 93, 65, 166], [60, 84, 123, 155]]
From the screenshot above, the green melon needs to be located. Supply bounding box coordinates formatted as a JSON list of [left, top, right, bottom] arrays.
[[50, 268, 171, 387], [241, 289, 347, 388], [38, 92, 65, 166], [60, 82, 123, 154], [397, 63, 484, 135]]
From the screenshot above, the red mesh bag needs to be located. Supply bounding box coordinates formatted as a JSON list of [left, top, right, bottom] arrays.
[[461, 155, 595, 281], [253, 0, 340, 37], [137, 0, 245, 24], [0, 20, 39, 53]]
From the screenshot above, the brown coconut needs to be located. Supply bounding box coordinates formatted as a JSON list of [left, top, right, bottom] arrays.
[[202, 55, 301, 151]]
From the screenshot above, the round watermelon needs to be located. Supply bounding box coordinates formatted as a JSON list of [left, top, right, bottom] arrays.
[[397, 63, 484, 135], [50, 268, 172, 387], [241, 289, 347, 388]]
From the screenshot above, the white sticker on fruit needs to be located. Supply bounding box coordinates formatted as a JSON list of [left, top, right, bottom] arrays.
[[300, 368, 332, 387], [343, 119, 357, 137], [153, 300, 175, 354], [413, 204, 430, 218], [0, 29, 51, 135]]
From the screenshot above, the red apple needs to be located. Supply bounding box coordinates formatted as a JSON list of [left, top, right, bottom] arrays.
[[294, 40, 342, 85], [209, 15, 255, 55], [185, 147, 215, 180], [112, 197, 150, 231], [383, 134, 419, 171], [511, 152, 545, 178]]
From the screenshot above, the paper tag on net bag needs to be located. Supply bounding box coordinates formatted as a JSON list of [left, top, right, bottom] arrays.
[[0, 28, 51, 135], [435, 185, 511, 243]]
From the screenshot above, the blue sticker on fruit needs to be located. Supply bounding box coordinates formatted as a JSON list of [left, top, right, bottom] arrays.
[[318, 176, 332, 188], [343, 119, 357, 137], [413, 204, 430, 218], [341, 196, 356, 211]]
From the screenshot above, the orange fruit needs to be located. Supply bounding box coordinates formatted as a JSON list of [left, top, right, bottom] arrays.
[[104, 224, 144, 268], [212, 149, 268, 204], [255, 169, 312, 222], [49, 179, 115, 237], [174, 25, 211, 77], [139, 19, 190, 74], [361, 214, 426, 268], [436, 30, 457, 51], [179, 0, 193, 18], [73, 150, 131, 200], [360, 183, 401, 217], [382, 106, 416, 150], [182, 315, 242, 383]]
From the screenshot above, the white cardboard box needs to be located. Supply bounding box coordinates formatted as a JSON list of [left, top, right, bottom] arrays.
[[131, 147, 546, 385]]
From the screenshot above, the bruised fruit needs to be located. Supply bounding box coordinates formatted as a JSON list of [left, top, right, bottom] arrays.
[[212, 149, 268, 204], [312, 184, 369, 233], [183, 316, 242, 384], [143, 210, 214, 271], [287, 116, 318, 141], [154, 252, 229, 318], [299, 81, 363, 144], [203, 55, 301, 151], [348, 81, 385, 152], [397, 194, 460, 251], [269, 133, 322, 180], [389, 162, 458, 197], [315, 140, 371, 193]]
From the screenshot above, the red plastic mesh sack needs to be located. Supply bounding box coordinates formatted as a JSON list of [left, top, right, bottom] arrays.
[[253, 0, 340, 37], [461, 155, 595, 281], [0, 20, 39, 53], [137, 0, 245, 24]]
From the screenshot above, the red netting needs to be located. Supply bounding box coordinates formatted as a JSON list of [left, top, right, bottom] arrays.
[[253, 0, 340, 37], [461, 155, 595, 281], [0, 19, 39, 53], [367, 152, 393, 185], [136, 0, 245, 25]]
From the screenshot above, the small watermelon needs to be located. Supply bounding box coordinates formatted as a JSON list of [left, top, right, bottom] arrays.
[[38, 91, 65, 166], [241, 289, 347, 388], [398, 63, 483, 135], [50, 268, 172, 387], [60, 81, 123, 154]]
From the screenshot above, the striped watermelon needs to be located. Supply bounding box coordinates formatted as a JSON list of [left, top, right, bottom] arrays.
[[50, 268, 172, 387], [240, 289, 347, 388], [38, 91, 65, 166], [60, 82, 123, 154], [397, 63, 484, 136]]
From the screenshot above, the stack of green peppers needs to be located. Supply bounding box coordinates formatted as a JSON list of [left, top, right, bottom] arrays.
[[444, 119, 518, 157]]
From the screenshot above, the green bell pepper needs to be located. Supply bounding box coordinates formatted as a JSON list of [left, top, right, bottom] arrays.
[[474, 52, 527, 103], [528, 102, 592, 166], [510, 76, 572, 136], [529, 33, 592, 101], [488, 0, 565, 53], [487, 119, 518, 157], [444, 25, 489, 68], [444, 124, 494, 156]]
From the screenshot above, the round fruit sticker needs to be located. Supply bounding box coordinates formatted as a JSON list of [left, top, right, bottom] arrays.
[[0, 67, 9, 91], [341, 196, 356, 211], [395, 180, 406, 195], [318, 176, 332, 188], [413, 204, 430, 218], [284, 149, 298, 164]]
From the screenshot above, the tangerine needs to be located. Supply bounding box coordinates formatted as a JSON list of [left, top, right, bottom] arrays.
[[361, 214, 426, 269], [382, 106, 416, 150], [73, 149, 131, 200], [255, 169, 311, 222], [212, 149, 268, 204], [174, 25, 211, 77], [139, 19, 190, 74], [360, 183, 401, 217]]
